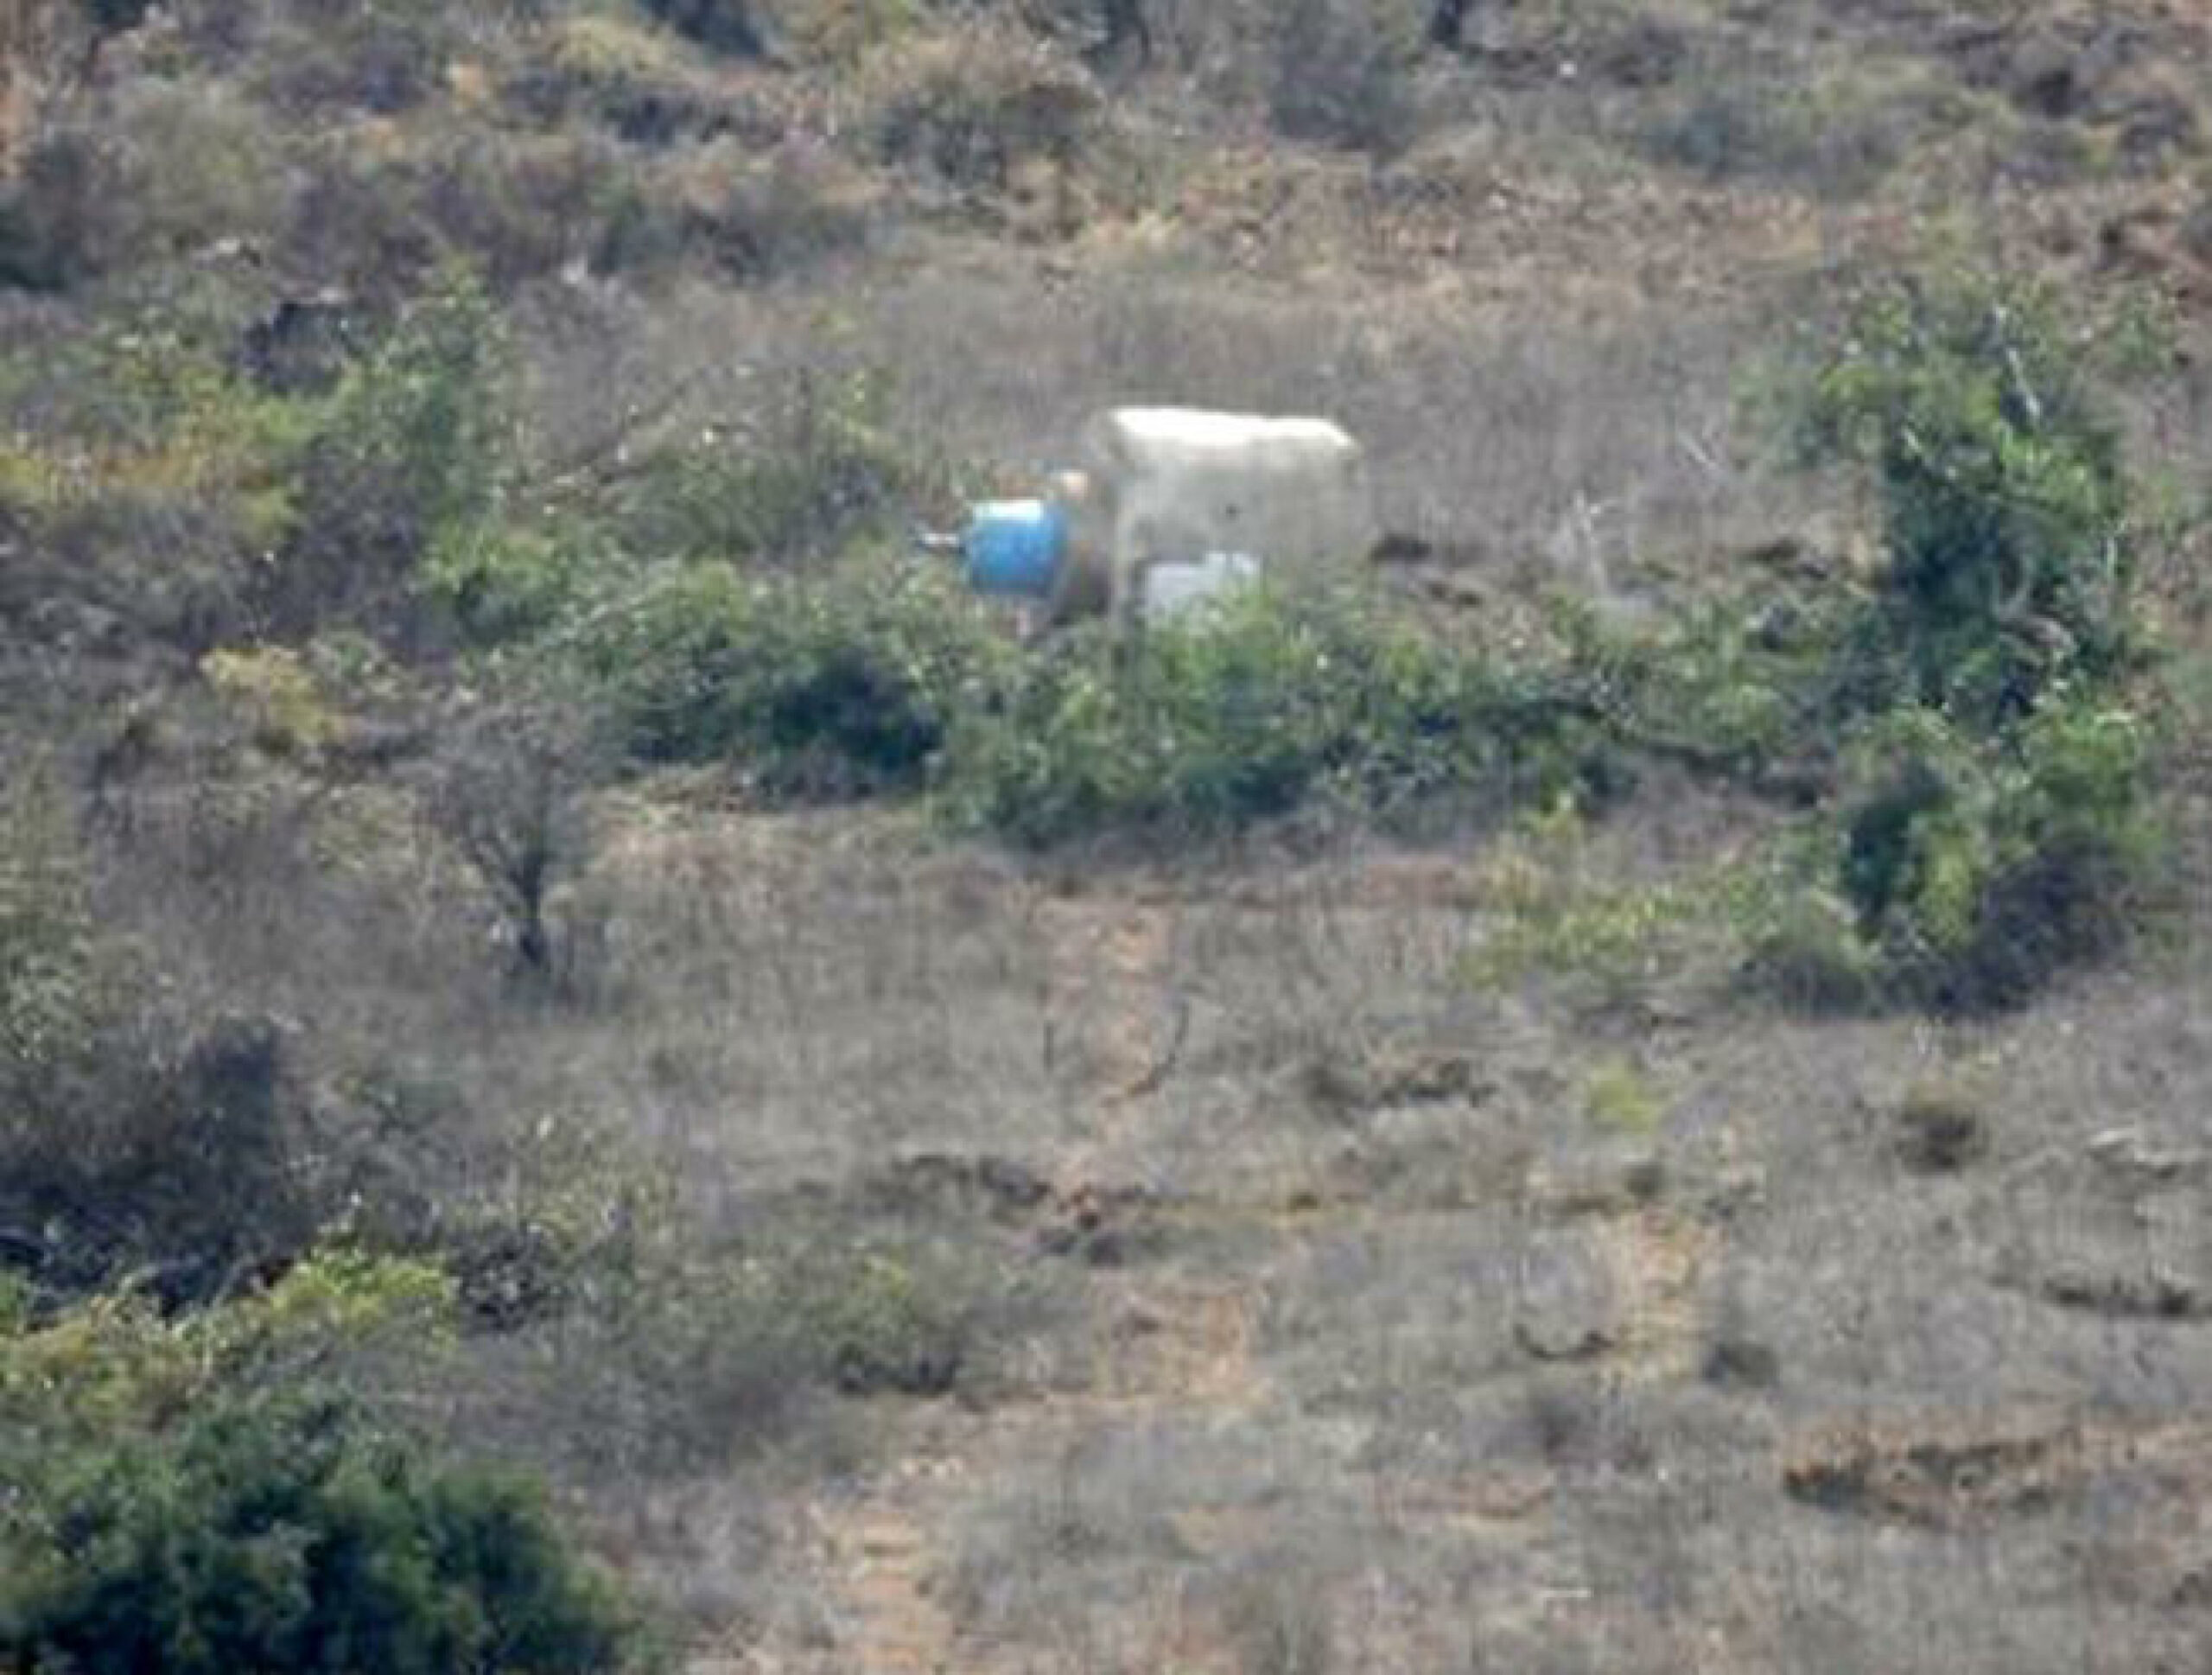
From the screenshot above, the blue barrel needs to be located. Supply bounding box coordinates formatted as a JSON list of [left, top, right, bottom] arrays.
[[963, 499, 1066, 598]]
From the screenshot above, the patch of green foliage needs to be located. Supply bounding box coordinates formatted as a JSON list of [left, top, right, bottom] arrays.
[[0, 267, 505, 646], [417, 517, 604, 646], [1466, 794, 1744, 1016], [0, 1253, 650, 1675], [1476, 268, 2172, 1015], [423, 366, 954, 647], [1582, 1058, 1662, 1135], [280, 266, 511, 637], [1747, 693, 2159, 1010], [938, 584, 1623, 846], [1728, 266, 2171, 1011], [575, 554, 1014, 795], [1798, 268, 2141, 731], [569, 567, 1631, 842], [1549, 590, 1850, 786]]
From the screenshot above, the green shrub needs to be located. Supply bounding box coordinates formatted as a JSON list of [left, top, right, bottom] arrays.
[[0, 1248, 455, 1443], [1797, 269, 2139, 729], [427, 366, 935, 646], [201, 644, 340, 755], [419, 518, 602, 645], [1720, 264, 2171, 1013], [789, 1243, 969, 1397], [1738, 876, 1885, 1011], [1751, 694, 2158, 1009], [1466, 796, 1740, 1016], [0, 1391, 642, 1675], [271, 266, 510, 637], [578, 555, 1011, 793], [1, 1248, 643, 1675], [940, 585, 1619, 846], [580, 569, 1619, 834], [1965, 693, 2159, 983], [1547, 589, 1852, 787]]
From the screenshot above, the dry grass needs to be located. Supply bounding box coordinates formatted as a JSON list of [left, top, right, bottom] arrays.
[[52, 662, 2212, 1672], [10, 0, 2212, 1667], [434, 779, 2212, 1671]]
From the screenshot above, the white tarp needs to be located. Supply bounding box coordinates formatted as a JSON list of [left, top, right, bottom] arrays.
[[1050, 408, 1378, 627]]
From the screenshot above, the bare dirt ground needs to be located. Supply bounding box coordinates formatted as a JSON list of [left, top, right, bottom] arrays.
[[747, 893, 1270, 1675]]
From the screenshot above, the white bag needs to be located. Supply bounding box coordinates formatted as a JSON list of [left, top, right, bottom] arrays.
[[1140, 552, 1264, 623]]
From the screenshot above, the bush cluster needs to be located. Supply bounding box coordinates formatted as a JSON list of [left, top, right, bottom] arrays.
[[939, 584, 1619, 845], [1468, 269, 2170, 1014], [575, 556, 1012, 795], [1799, 270, 2139, 730], [1751, 694, 2158, 1009], [0, 269, 503, 648], [0, 1254, 648, 1675], [1742, 268, 2165, 1009], [560, 542, 1627, 838]]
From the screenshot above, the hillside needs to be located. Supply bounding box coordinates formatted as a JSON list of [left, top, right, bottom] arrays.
[[5, 3, 2212, 1672]]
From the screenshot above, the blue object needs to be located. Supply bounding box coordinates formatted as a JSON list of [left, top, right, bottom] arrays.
[[963, 499, 1066, 598]]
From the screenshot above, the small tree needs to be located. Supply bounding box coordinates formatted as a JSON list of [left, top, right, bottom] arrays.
[[425, 696, 599, 982], [1798, 269, 2139, 730]]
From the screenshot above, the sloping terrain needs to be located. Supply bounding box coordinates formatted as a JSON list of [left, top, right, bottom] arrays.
[[4, 3, 2212, 1672]]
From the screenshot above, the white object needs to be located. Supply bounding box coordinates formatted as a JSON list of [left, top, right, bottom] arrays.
[[1141, 552, 1264, 623], [1047, 408, 1378, 628]]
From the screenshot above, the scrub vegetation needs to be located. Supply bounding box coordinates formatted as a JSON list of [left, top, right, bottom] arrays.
[[4, 0, 2212, 1668]]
